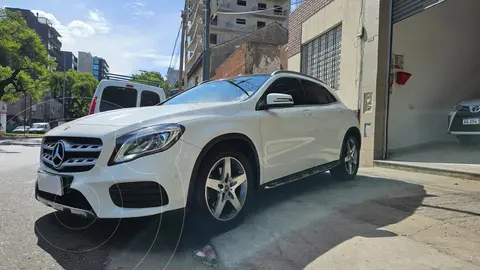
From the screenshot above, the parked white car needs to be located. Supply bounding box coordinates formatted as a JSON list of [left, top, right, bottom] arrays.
[[12, 126, 30, 133], [35, 71, 360, 230], [28, 123, 51, 134], [88, 80, 166, 115], [448, 98, 480, 145]]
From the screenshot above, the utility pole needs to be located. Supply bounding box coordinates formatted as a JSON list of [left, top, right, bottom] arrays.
[[202, 0, 211, 81], [178, 3, 187, 93]]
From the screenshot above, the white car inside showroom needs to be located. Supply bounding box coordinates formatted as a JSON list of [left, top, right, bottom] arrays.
[[384, 0, 480, 176]]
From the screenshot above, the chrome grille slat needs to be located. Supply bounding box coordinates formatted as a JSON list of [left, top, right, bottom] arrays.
[[41, 136, 102, 173]]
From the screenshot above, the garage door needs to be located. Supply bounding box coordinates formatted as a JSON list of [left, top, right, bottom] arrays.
[[393, 0, 446, 23]]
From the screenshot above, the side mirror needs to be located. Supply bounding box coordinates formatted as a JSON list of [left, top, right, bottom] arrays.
[[266, 93, 294, 108]]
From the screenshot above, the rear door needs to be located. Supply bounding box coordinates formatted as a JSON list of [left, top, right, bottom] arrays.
[[140, 90, 161, 107], [98, 85, 138, 113], [300, 79, 344, 163]]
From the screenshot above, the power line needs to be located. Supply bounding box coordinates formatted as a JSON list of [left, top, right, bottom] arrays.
[[168, 23, 182, 71], [215, 0, 304, 15]]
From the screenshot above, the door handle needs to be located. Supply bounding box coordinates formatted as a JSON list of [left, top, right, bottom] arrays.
[[303, 110, 313, 116]]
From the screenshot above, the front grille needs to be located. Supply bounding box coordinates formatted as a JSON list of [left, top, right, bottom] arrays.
[[36, 186, 94, 212], [41, 136, 103, 173], [109, 182, 169, 208], [450, 111, 480, 132]]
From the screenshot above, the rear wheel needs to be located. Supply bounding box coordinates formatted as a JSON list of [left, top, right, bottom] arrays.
[[191, 149, 255, 234], [330, 135, 359, 181]]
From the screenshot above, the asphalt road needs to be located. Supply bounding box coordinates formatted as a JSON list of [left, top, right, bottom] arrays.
[[0, 140, 479, 269]]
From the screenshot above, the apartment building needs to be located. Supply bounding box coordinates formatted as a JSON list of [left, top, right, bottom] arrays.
[[56, 51, 78, 72], [6, 8, 62, 62], [186, 0, 290, 73], [77, 51, 109, 81]]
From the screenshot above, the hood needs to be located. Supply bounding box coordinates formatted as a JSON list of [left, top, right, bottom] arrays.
[[70, 102, 240, 127], [459, 98, 480, 106]]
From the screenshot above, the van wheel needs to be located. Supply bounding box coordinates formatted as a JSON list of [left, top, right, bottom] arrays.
[[331, 135, 359, 181], [192, 149, 255, 234]]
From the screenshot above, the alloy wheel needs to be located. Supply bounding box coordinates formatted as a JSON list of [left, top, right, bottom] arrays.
[[344, 138, 358, 174], [204, 157, 248, 221]]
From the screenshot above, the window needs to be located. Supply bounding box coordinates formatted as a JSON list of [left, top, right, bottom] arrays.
[[301, 79, 337, 105], [237, 0, 247, 6], [274, 5, 283, 14], [100, 86, 138, 112], [210, 33, 218, 44], [236, 18, 246, 25], [301, 24, 342, 90], [258, 3, 266, 10], [164, 75, 270, 105], [266, 78, 305, 105], [257, 21, 266, 29], [93, 59, 99, 64], [140, 90, 161, 107]]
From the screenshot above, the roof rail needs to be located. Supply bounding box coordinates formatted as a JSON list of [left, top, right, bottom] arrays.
[[271, 70, 325, 84]]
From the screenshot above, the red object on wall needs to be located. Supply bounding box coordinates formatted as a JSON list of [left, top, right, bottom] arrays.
[[396, 71, 412, 85]]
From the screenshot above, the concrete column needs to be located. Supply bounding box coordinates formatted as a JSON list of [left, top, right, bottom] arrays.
[[359, 0, 391, 166]]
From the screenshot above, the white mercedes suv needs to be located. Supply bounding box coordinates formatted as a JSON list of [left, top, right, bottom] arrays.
[[35, 70, 360, 229]]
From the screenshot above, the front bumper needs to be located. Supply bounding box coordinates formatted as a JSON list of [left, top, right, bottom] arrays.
[[448, 111, 480, 135], [36, 140, 201, 218]]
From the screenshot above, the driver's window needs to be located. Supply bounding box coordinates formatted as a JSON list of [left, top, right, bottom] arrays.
[[267, 77, 306, 105]]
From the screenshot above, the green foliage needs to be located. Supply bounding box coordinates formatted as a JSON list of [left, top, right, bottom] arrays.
[[49, 70, 98, 119], [131, 71, 165, 88], [0, 8, 55, 101]]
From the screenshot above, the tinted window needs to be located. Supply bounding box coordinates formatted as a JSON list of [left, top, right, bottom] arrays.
[[163, 75, 269, 105], [141, 90, 161, 107], [301, 79, 336, 105], [267, 78, 305, 105], [100, 86, 137, 112]]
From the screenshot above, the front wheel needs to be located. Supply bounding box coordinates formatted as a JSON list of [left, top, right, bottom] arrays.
[[331, 135, 360, 181], [192, 150, 255, 234]]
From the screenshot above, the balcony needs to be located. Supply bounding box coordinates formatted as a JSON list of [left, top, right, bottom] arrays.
[[187, 1, 204, 35]]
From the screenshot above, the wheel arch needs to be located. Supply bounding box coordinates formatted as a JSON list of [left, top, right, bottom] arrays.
[[186, 133, 261, 210], [339, 126, 362, 160]]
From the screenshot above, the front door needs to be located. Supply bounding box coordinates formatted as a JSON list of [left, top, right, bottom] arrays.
[[258, 77, 318, 184]]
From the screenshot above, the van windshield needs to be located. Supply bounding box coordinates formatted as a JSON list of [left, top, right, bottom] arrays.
[[100, 86, 138, 112]]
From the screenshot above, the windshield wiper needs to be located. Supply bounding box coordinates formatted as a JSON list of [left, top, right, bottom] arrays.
[[226, 80, 250, 96]]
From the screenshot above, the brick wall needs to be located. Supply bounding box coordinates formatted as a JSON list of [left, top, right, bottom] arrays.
[[212, 44, 248, 80], [288, 0, 335, 58]]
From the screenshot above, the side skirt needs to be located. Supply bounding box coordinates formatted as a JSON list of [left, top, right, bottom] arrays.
[[262, 160, 340, 190]]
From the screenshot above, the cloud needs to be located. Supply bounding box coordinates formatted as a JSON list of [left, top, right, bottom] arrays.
[[30, 9, 180, 75], [125, 1, 155, 19]]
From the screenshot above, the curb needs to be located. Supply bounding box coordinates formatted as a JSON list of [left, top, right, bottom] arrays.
[[374, 161, 480, 181]]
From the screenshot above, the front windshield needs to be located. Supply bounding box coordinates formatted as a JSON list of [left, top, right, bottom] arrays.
[[163, 75, 270, 105]]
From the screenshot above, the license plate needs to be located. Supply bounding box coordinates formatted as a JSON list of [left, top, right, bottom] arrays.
[[37, 171, 63, 196], [463, 118, 480, 125]]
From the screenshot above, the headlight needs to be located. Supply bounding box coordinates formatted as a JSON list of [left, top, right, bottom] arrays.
[[109, 123, 185, 165], [453, 105, 463, 112]]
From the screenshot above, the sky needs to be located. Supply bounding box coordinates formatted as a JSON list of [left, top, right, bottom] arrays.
[[1, 0, 184, 77]]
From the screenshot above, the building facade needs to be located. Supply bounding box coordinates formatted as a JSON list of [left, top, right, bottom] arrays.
[[6, 8, 62, 62], [287, 0, 466, 167], [56, 51, 78, 72], [186, 0, 290, 75], [78, 51, 109, 81]]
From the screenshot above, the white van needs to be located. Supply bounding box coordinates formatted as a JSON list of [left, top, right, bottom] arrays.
[[88, 80, 166, 115]]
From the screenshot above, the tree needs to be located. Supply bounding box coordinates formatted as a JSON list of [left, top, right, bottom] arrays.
[[131, 71, 165, 88], [49, 70, 98, 119], [0, 9, 55, 101]]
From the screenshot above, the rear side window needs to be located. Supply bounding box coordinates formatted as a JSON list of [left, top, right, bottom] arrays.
[[267, 78, 306, 105], [100, 86, 137, 112], [301, 80, 337, 105], [140, 90, 161, 107]]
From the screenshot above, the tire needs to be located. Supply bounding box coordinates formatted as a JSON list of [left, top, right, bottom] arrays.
[[457, 135, 478, 146], [330, 135, 360, 181], [191, 149, 255, 235]]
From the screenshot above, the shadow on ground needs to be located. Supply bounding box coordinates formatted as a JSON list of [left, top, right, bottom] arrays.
[[34, 173, 426, 269]]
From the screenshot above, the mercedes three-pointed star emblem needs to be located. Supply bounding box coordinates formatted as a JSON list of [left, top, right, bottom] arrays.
[[52, 141, 66, 168], [471, 105, 480, 113]]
